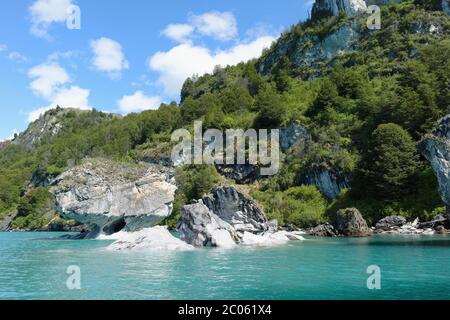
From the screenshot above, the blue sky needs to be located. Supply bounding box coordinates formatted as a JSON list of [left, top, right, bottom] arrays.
[[0, 0, 314, 140]]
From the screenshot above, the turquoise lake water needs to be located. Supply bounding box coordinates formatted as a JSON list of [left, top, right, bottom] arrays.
[[0, 232, 449, 300]]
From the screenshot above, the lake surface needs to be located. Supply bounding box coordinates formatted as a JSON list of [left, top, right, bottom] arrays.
[[0, 232, 449, 300]]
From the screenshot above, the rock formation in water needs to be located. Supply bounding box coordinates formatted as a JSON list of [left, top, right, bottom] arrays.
[[177, 185, 303, 247], [375, 215, 407, 231], [334, 208, 372, 236], [50, 159, 177, 236], [310, 223, 338, 237], [419, 115, 450, 217]]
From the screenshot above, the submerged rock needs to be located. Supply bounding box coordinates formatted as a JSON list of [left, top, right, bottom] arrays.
[[419, 115, 450, 218], [50, 159, 177, 235], [335, 208, 372, 237]]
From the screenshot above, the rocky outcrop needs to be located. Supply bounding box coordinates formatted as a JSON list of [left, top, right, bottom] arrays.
[[419, 214, 449, 230], [373, 216, 448, 235], [0, 210, 17, 231], [258, 21, 361, 76], [335, 208, 372, 236], [178, 202, 239, 248], [280, 123, 310, 152], [375, 216, 407, 231], [310, 223, 338, 237], [311, 0, 367, 20], [300, 168, 350, 199], [443, 0, 450, 15], [202, 186, 272, 233], [419, 115, 450, 217], [177, 185, 303, 247], [50, 159, 177, 235]]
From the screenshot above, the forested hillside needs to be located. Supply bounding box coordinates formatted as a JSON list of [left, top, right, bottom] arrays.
[[0, 0, 449, 230]]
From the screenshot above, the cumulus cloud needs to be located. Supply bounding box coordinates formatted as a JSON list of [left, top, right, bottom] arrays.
[[91, 37, 129, 79], [28, 63, 70, 99], [190, 11, 238, 41], [161, 24, 195, 43], [29, 0, 74, 39], [28, 86, 91, 122], [148, 36, 275, 96], [27, 62, 92, 122], [118, 91, 162, 113]]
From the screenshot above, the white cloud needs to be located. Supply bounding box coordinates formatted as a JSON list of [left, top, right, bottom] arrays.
[[0, 44, 7, 52], [118, 91, 162, 113], [148, 36, 275, 96], [161, 24, 194, 43], [91, 37, 129, 79], [8, 51, 28, 63], [27, 87, 91, 122], [27, 61, 92, 122], [28, 63, 70, 99], [29, 0, 73, 39], [190, 11, 238, 41]]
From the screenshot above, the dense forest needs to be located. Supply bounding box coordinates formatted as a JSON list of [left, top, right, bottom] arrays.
[[0, 0, 449, 230]]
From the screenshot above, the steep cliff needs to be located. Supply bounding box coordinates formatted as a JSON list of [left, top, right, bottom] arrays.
[[419, 115, 450, 212], [50, 159, 177, 235], [312, 0, 367, 20]]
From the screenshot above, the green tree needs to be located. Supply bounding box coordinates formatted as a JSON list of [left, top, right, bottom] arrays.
[[362, 123, 420, 199], [253, 85, 286, 128]]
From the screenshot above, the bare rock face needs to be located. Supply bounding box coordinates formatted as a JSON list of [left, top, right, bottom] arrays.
[[178, 202, 239, 248], [311, 0, 367, 20], [419, 115, 450, 216], [443, 0, 450, 15], [50, 159, 177, 235], [335, 208, 372, 237]]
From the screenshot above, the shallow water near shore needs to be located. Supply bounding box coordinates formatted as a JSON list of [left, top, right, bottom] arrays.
[[0, 232, 450, 300]]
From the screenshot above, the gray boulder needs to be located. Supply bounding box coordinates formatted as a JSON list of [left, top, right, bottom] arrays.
[[375, 216, 407, 231], [202, 185, 272, 233], [335, 208, 372, 237], [419, 115, 450, 218], [177, 202, 239, 247], [50, 159, 177, 235], [310, 223, 338, 237]]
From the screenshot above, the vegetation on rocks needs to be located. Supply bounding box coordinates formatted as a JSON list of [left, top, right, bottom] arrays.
[[0, 1, 449, 230]]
